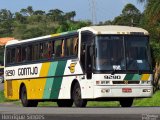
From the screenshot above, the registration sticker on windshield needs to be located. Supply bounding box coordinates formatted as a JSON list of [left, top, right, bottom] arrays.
[[137, 60, 143, 63], [113, 65, 121, 70]]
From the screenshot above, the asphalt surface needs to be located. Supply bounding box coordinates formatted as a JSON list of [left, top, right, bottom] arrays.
[[0, 84, 160, 120], [0, 107, 159, 120]]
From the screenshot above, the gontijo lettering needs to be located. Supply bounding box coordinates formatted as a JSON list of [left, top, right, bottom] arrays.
[[18, 66, 38, 76]]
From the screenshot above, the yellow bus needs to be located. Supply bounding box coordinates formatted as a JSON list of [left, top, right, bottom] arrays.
[[4, 25, 153, 107]]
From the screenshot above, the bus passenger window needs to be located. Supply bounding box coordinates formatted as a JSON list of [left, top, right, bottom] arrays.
[[33, 44, 39, 60], [66, 38, 72, 56], [47, 42, 52, 59], [55, 40, 63, 58], [43, 42, 52, 60], [6, 49, 11, 64], [11, 48, 16, 63], [61, 40, 65, 57], [39, 43, 43, 59], [22, 46, 27, 62], [73, 37, 78, 56], [27, 45, 32, 61], [16, 47, 21, 63], [66, 37, 78, 57], [51, 41, 55, 58]]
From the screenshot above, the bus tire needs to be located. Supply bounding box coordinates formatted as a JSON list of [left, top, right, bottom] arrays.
[[57, 99, 73, 107], [72, 83, 87, 107], [20, 85, 38, 107], [119, 98, 133, 107]]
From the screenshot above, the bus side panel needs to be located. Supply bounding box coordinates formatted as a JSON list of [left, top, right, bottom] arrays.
[[57, 60, 83, 99], [4, 80, 20, 100]]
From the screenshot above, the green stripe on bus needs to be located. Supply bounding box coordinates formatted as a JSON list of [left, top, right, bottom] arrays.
[[132, 74, 140, 81], [124, 74, 134, 80], [43, 62, 58, 99], [50, 60, 67, 99]]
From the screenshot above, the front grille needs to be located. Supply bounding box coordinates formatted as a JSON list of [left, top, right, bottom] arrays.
[[113, 81, 140, 84]]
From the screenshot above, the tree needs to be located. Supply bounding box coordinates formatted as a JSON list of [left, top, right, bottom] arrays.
[[64, 11, 76, 21], [15, 12, 27, 23], [112, 3, 141, 26], [0, 9, 12, 21], [27, 6, 34, 16], [20, 6, 34, 16], [137, 0, 160, 91], [33, 10, 45, 15], [47, 9, 63, 22], [20, 8, 28, 16], [0, 9, 13, 36]]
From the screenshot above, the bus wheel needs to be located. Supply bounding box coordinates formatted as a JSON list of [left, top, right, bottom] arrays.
[[57, 99, 73, 107], [72, 83, 87, 107], [20, 85, 38, 107], [119, 98, 133, 107]]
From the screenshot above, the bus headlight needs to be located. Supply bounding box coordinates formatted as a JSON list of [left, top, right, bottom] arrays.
[[143, 89, 151, 92], [101, 89, 110, 93]]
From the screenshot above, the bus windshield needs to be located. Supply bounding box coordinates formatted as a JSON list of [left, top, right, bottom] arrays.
[[95, 35, 151, 71]]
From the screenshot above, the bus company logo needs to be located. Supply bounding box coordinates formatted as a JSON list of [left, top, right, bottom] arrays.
[[104, 75, 121, 79], [124, 80, 128, 84], [18, 66, 38, 76], [69, 63, 77, 73]]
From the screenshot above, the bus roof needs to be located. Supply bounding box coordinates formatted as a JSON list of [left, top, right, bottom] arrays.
[[5, 30, 77, 46], [6, 25, 148, 46], [79, 25, 149, 35]]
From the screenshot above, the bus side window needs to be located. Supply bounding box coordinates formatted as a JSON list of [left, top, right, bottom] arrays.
[[22, 46, 27, 62], [66, 36, 78, 57], [16, 47, 21, 63], [6, 49, 11, 64], [33, 44, 39, 60], [66, 38, 72, 56], [43, 41, 52, 60], [61, 40, 65, 57], [73, 37, 78, 56], [52, 41, 55, 58], [47, 42, 52, 59], [27, 45, 32, 61], [55, 40, 63, 58], [39, 43, 43, 59], [11, 48, 16, 64]]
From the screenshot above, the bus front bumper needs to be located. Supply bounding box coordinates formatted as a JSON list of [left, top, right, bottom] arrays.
[[94, 85, 153, 98]]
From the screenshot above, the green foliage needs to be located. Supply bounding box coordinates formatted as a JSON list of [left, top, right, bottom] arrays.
[[0, 6, 91, 63], [0, 6, 91, 40], [112, 3, 141, 26]]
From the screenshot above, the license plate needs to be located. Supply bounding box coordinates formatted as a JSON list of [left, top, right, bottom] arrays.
[[122, 88, 132, 93]]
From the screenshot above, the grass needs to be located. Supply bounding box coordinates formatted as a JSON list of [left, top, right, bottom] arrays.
[[0, 90, 9, 103], [133, 91, 160, 106], [1, 90, 160, 107], [0, 91, 17, 104]]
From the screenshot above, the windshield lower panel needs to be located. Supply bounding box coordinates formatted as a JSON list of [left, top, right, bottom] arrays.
[[95, 35, 151, 72]]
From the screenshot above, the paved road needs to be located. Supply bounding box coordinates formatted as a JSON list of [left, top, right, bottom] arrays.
[[0, 84, 159, 120], [0, 107, 159, 120], [0, 83, 3, 91]]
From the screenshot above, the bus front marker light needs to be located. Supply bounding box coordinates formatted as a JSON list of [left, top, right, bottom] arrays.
[[101, 89, 106, 93], [143, 89, 151, 92], [105, 89, 110, 93], [141, 81, 151, 84], [96, 81, 100, 85]]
